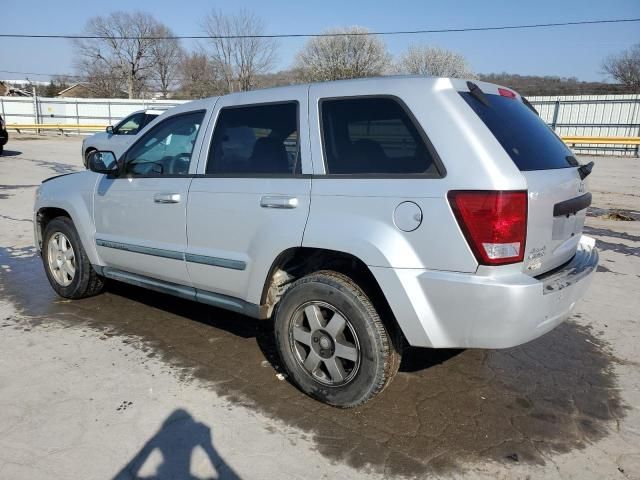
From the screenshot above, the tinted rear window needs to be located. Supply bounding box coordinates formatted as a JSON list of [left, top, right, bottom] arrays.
[[460, 92, 573, 171], [321, 97, 441, 176]]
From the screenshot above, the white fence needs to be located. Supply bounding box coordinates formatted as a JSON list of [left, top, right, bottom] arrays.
[[528, 94, 640, 155], [0, 96, 187, 127], [2, 93, 639, 155]]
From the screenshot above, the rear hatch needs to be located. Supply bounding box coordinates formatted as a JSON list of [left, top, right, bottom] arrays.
[[460, 84, 591, 276]]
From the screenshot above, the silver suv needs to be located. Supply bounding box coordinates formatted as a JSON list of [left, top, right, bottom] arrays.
[[81, 109, 165, 167], [34, 77, 598, 407]]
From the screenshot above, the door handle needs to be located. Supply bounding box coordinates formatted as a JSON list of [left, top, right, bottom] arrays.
[[154, 193, 181, 204], [260, 195, 299, 209]]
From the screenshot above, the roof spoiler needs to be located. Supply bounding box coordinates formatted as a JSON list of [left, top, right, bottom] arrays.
[[466, 81, 490, 107]]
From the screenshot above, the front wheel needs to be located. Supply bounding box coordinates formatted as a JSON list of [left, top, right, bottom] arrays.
[[274, 270, 401, 407], [42, 216, 104, 299]]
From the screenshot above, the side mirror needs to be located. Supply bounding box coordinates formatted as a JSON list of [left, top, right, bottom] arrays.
[[106, 125, 114, 134], [88, 151, 119, 175]]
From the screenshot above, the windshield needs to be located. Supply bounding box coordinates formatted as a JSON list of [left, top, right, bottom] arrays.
[[460, 92, 574, 171]]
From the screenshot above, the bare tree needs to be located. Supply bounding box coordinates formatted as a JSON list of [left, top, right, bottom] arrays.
[[177, 51, 224, 98], [74, 11, 163, 98], [256, 69, 305, 89], [44, 75, 73, 97], [202, 9, 278, 92], [602, 43, 640, 91], [396, 44, 475, 78], [149, 25, 184, 98], [294, 27, 390, 82], [74, 58, 125, 97]]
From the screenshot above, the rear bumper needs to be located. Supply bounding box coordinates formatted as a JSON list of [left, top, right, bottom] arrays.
[[371, 235, 598, 349]]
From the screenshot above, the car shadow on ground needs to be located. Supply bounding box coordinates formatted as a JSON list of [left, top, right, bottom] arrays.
[[102, 280, 292, 380], [0, 246, 629, 477], [112, 408, 241, 480], [0, 150, 22, 157], [102, 280, 456, 376]]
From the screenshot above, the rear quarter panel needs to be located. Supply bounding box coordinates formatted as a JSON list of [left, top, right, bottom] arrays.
[[304, 77, 527, 272]]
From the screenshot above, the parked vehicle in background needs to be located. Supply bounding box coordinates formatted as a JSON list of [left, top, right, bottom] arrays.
[[34, 76, 598, 407], [81, 109, 166, 167], [0, 114, 8, 155]]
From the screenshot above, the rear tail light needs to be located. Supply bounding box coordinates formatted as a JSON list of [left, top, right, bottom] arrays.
[[448, 190, 527, 266]]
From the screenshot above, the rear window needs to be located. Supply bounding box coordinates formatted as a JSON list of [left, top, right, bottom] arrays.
[[460, 92, 574, 171]]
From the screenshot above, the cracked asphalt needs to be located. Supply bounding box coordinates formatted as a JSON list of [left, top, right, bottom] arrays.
[[0, 136, 639, 479]]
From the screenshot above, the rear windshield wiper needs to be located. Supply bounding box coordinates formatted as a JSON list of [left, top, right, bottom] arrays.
[[566, 155, 579, 166], [566, 156, 593, 179], [522, 96, 539, 115], [578, 161, 594, 180], [466, 81, 490, 107]]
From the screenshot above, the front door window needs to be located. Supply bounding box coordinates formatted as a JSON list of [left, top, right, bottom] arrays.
[[124, 111, 205, 176]]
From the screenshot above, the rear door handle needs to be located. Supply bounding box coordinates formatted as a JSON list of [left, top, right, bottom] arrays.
[[154, 193, 181, 204], [260, 195, 298, 209]]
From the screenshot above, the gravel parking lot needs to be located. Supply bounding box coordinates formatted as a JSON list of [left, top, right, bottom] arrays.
[[0, 135, 639, 479]]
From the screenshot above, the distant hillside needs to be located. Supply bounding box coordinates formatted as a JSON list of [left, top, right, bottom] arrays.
[[253, 71, 636, 96], [477, 73, 637, 96]]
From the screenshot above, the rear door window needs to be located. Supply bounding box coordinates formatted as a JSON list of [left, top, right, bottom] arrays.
[[460, 92, 574, 171], [206, 102, 299, 175], [321, 97, 442, 176]]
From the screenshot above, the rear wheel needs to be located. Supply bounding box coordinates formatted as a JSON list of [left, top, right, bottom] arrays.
[[274, 270, 401, 407], [42, 216, 104, 299]]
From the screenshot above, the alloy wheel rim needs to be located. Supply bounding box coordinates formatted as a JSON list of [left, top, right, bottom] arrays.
[[47, 232, 76, 287], [290, 301, 361, 386]]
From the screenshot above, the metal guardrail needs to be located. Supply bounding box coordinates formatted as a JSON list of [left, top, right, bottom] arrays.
[[7, 124, 106, 133], [5, 123, 107, 134], [561, 136, 640, 145]]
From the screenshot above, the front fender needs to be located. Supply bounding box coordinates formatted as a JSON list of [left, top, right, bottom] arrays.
[[35, 172, 102, 266]]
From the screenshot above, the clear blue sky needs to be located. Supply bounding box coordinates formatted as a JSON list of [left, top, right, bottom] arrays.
[[1, 0, 639, 82]]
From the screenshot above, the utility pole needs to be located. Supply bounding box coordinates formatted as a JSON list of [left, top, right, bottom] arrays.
[[28, 78, 40, 135]]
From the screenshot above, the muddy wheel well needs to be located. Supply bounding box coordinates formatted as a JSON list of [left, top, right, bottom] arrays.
[[261, 247, 405, 344], [36, 207, 71, 248]]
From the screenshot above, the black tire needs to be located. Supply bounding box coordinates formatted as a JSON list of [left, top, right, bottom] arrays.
[[0, 144, 3, 155], [42, 216, 104, 299], [84, 148, 96, 168], [274, 270, 401, 408]]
